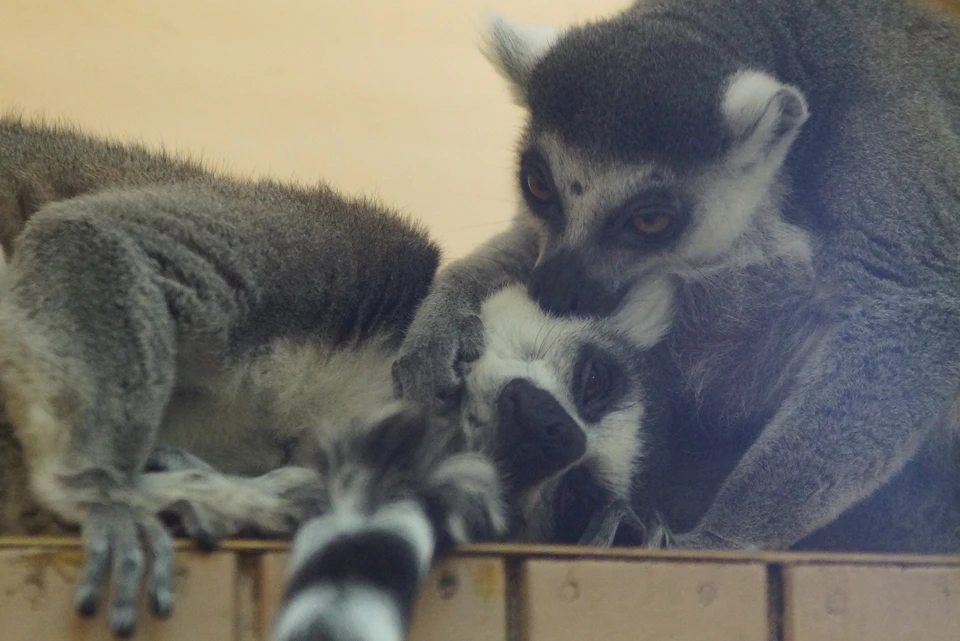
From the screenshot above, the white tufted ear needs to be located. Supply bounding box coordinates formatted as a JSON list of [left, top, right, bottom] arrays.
[[721, 70, 809, 169], [479, 12, 565, 105]]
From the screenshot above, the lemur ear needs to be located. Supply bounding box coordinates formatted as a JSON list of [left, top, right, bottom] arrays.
[[479, 12, 566, 106], [721, 70, 809, 169]]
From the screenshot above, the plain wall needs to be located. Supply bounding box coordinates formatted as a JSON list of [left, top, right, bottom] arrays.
[[0, 0, 627, 261]]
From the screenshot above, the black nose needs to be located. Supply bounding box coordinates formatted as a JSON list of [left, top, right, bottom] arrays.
[[496, 378, 586, 491], [528, 252, 624, 317]]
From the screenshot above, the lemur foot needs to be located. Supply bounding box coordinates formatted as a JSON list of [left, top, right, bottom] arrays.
[[670, 527, 745, 550], [578, 498, 648, 547], [143, 445, 324, 547], [74, 502, 175, 638], [140, 464, 324, 550]]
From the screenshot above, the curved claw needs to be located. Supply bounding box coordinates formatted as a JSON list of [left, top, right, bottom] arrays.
[[669, 527, 742, 550], [577, 499, 647, 548], [163, 499, 225, 552]]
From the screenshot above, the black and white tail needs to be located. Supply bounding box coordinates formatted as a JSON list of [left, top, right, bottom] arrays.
[[272, 404, 506, 641]]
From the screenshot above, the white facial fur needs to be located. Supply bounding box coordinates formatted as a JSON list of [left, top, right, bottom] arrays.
[[461, 284, 648, 537]]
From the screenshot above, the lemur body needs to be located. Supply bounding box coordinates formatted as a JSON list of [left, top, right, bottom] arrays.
[[2, 109, 959, 641], [393, 0, 960, 553], [0, 117, 653, 640]]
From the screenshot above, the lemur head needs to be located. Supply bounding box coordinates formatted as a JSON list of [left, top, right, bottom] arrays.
[[482, 11, 810, 318], [463, 284, 659, 545]]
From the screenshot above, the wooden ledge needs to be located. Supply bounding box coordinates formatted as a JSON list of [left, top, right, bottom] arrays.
[[0, 536, 958, 640], [3, 535, 960, 566]]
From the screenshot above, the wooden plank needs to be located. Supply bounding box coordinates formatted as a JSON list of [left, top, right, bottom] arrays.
[[783, 564, 960, 641], [4, 536, 960, 567], [408, 556, 507, 641], [520, 558, 769, 641], [259, 553, 507, 641], [258, 552, 288, 641], [462, 542, 960, 567], [0, 547, 236, 641]]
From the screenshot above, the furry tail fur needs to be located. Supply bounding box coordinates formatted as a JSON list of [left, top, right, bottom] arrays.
[[272, 404, 506, 641]]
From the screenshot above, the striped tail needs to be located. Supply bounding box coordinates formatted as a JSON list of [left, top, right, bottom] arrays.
[[274, 501, 434, 641], [272, 404, 506, 641]]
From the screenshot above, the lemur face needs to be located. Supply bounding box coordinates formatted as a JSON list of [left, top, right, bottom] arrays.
[[462, 285, 650, 544], [482, 14, 810, 321]]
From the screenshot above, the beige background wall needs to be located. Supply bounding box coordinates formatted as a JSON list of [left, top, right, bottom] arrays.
[[1, 0, 958, 260], [0, 0, 627, 261]]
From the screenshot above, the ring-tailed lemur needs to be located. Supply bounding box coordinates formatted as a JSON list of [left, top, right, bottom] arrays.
[[393, 0, 960, 553], [271, 283, 663, 641], [0, 116, 654, 638], [0, 114, 436, 636]]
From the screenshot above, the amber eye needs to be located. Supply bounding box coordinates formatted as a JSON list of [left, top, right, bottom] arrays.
[[631, 211, 673, 236], [524, 169, 553, 203]]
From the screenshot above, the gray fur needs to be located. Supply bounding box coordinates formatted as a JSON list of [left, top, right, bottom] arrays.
[[0, 117, 657, 637], [0, 115, 439, 636], [394, 0, 960, 553], [272, 285, 661, 640]]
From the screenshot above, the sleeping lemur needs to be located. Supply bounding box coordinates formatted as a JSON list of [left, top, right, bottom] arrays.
[[0, 116, 657, 640]]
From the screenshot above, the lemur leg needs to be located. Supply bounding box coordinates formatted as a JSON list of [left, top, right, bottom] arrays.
[[0, 192, 270, 636], [0, 211, 180, 635], [273, 405, 507, 641]]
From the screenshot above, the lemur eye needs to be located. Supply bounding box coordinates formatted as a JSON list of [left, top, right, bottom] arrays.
[[631, 210, 673, 236], [524, 168, 553, 203], [579, 359, 609, 407]]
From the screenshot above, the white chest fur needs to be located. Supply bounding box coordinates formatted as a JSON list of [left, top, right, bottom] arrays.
[[158, 335, 398, 475]]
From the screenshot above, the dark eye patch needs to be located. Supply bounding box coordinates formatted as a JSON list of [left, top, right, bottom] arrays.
[[572, 343, 628, 423], [519, 150, 564, 227]]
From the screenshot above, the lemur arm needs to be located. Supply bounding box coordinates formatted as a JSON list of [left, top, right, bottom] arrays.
[[393, 217, 541, 410], [673, 293, 960, 550]]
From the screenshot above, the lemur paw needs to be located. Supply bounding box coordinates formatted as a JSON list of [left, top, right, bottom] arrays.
[[144, 447, 323, 548], [577, 498, 648, 548], [392, 312, 485, 412], [74, 502, 175, 638], [149, 465, 324, 550]]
